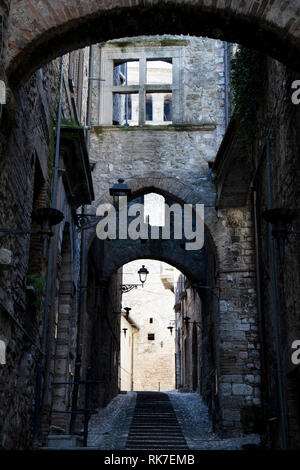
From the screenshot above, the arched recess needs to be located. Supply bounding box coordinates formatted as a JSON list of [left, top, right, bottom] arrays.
[[5, 0, 300, 87]]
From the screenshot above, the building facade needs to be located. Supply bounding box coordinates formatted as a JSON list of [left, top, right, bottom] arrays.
[[120, 260, 177, 392]]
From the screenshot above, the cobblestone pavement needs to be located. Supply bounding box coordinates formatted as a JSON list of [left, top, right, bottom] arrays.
[[87, 391, 262, 450], [87, 392, 137, 449], [166, 391, 262, 450]]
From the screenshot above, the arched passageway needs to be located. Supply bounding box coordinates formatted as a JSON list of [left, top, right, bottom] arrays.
[[2, 0, 298, 450], [76, 185, 261, 438], [4, 0, 300, 87]]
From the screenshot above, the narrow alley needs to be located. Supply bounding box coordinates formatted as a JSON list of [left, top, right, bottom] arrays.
[[0, 0, 300, 454]]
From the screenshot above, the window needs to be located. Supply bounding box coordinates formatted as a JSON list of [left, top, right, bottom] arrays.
[[148, 334, 155, 341], [99, 43, 185, 126], [149, 318, 153, 324], [112, 59, 173, 125], [146, 92, 173, 125], [146, 60, 172, 85], [113, 93, 138, 125]]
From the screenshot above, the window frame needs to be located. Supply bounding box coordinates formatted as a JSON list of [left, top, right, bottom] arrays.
[[99, 44, 184, 126]]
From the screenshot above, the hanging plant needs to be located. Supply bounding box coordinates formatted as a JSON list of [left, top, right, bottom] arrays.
[[230, 45, 267, 147], [26, 275, 46, 311]]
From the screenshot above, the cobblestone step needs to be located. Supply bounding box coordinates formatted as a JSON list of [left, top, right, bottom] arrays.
[[126, 444, 189, 450], [125, 392, 189, 450]]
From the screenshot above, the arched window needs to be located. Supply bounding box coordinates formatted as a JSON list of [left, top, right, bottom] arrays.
[[144, 193, 165, 227]]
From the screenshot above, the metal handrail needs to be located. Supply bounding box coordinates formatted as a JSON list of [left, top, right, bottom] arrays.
[[51, 365, 99, 447]]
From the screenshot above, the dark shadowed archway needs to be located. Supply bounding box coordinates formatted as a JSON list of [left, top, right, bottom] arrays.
[[5, 0, 300, 87]]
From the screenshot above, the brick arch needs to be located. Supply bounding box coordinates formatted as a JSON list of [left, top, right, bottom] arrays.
[[5, 0, 300, 88], [93, 173, 210, 208], [89, 172, 230, 271]]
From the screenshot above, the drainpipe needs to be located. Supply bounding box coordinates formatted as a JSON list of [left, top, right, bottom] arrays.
[[223, 42, 232, 129], [224, 42, 229, 129], [252, 188, 270, 445], [86, 45, 95, 149], [33, 55, 65, 449], [77, 44, 95, 353], [76, 43, 95, 360], [70, 45, 95, 434], [266, 136, 288, 449]]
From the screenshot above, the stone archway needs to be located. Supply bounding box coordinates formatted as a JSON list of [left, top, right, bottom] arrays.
[[86, 179, 262, 437], [89, 172, 225, 270], [5, 0, 300, 87]]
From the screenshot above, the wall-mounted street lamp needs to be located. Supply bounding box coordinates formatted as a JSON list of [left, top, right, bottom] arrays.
[[167, 326, 174, 336], [167, 319, 177, 336], [74, 179, 132, 230], [121, 265, 149, 294], [122, 328, 128, 338], [138, 265, 149, 285], [262, 208, 299, 263], [0, 208, 64, 240], [114, 306, 131, 319], [124, 307, 131, 320], [109, 178, 131, 206]]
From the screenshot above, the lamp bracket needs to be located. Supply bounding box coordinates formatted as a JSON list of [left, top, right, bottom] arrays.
[[121, 284, 144, 294]]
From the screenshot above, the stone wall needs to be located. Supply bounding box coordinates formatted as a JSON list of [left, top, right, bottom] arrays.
[[252, 58, 300, 448], [0, 59, 60, 449], [0, 45, 95, 448], [216, 206, 262, 436], [213, 53, 300, 446], [90, 35, 225, 205], [84, 238, 123, 412]]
